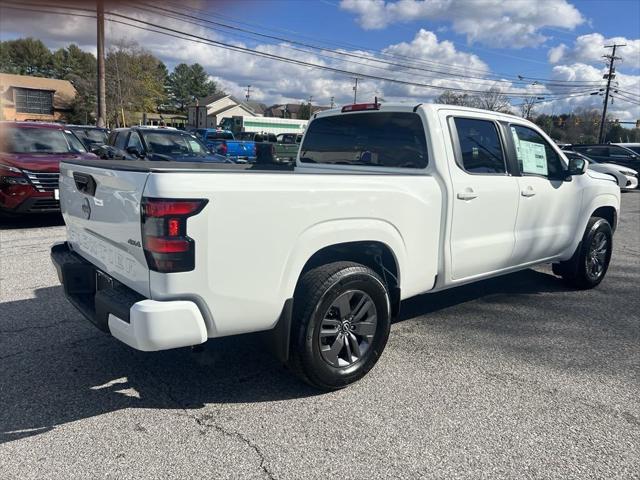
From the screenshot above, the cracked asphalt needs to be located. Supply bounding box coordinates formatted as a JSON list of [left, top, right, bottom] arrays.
[[0, 193, 638, 480]]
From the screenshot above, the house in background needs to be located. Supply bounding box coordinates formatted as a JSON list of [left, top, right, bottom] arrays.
[[264, 103, 329, 119], [187, 94, 262, 129], [0, 73, 76, 122]]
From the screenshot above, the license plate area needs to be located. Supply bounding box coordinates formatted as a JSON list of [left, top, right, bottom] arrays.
[[96, 270, 115, 291]]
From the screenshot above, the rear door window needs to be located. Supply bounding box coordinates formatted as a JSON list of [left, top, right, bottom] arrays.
[[452, 118, 506, 174], [609, 146, 636, 159], [300, 111, 428, 168], [575, 146, 609, 158]]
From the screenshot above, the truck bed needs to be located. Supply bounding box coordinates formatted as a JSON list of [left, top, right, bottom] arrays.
[[62, 159, 294, 173]]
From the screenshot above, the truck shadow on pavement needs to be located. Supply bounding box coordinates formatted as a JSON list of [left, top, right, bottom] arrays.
[[1, 265, 637, 444], [0, 213, 64, 230]]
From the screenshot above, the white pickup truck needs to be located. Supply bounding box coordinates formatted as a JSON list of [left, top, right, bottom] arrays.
[[52, 103, 620, 390]]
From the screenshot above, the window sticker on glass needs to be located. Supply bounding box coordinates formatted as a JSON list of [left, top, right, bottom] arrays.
[[511, 127, 548, 176]]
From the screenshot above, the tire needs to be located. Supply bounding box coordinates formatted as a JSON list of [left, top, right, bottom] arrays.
[[555, 217, 613, 289], [289, 261, 391, 391]]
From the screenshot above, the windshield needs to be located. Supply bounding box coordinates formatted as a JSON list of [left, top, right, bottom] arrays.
[[625, 146, 640, 155], [237, 132, 254, 141], [208, 131, 234, 140], [1, 126, 86, 154], [71, 128, 108, 148], [141, 131, 211, 157]]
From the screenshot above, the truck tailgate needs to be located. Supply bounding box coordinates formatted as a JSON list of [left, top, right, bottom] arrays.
[[59, 162, 151, 297]]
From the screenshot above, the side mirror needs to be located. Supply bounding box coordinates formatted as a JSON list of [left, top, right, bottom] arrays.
[[126, 146, 143, 158], [567, 157, 587, 176]]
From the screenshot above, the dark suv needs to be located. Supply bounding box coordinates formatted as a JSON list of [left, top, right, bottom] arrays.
[[105, 127, 231, 163], [564, 144, 640, 170], [0, 121, 97, 215]]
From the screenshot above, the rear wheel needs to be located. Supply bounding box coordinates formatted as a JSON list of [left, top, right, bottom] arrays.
[[554, 217, 613, 289], [289, 262, 391, 390]]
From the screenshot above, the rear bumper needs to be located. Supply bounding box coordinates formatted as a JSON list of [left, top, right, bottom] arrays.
[[50, 242, 207, 351]]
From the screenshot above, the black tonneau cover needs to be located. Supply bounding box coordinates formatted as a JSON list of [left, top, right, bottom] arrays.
[[60, 159, 295, 173]]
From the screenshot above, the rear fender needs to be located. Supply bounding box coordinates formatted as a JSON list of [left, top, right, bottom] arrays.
[[279, 218, 406, 300]]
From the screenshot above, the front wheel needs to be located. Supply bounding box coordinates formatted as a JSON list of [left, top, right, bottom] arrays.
[[554, 217, 613, 289], [289, 262, 391, 391]]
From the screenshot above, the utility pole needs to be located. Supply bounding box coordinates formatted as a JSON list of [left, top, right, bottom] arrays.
[[598, 43, 625, 143], [330, 96, 335, 109], [245, 85, 251, 102], [352, 78, 359, 103], [96, 0, 106, 127], [307, 95, 313, 118]]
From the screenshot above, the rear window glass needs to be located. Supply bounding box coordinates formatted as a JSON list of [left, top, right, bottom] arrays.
[[237, 132, 254, 141], [300, 112, 428, 168], [141, 131, 209, 156], [71, 128, 108, 147], [209, 131, 234, 140]]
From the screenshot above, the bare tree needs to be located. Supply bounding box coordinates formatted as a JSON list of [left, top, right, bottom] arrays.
[[520, 97, 537, 120], [472, 87, 512, 113], [435, 90, 475, 107]]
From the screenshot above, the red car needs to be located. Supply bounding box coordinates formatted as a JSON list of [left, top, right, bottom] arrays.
[[0, 122, 97, 215]]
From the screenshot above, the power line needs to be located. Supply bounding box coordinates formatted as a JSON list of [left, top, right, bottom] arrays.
[[162, 0, 556, 80], [0, 2, 614, 107], [134, 1, 602, 89], [99, 8, 597, 98], [2, 0, 604, 94]]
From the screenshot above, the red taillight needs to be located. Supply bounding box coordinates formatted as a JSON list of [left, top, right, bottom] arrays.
[[144, 237, 190, 253], [341, 103, 380, 112], [218, 141, 228, 155], [143, 200, 204, 217], [141, 197, 208, 273]]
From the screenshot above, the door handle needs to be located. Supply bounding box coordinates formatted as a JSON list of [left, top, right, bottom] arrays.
[[457, 189, 478, 200], [521, 187, 536, 197]]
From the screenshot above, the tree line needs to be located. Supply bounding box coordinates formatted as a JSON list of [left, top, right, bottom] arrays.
[[0, 37, 221, 126], [435, 88, 639, 144]]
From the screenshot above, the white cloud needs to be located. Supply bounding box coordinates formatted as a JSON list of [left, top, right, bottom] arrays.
[[340, 0, 584, 48], [548, 33, 640, 69], [548, 44, 567, 64]]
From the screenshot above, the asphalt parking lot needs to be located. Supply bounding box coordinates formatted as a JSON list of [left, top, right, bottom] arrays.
[[0, 193, 638, 480]]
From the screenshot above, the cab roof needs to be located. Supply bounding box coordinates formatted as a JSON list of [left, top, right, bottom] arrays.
[[0, 120, 66, 129], [313, 102, 527, 123]]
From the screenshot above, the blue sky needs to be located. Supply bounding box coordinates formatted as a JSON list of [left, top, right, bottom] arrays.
[[1, 0, 639, 119], [221, 0, 639, 79]]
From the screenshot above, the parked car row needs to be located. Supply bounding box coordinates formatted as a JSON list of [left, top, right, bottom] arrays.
[[560, 144, 639, 191], [191, 128, 303, 163], [1, 117, 638, 217]]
